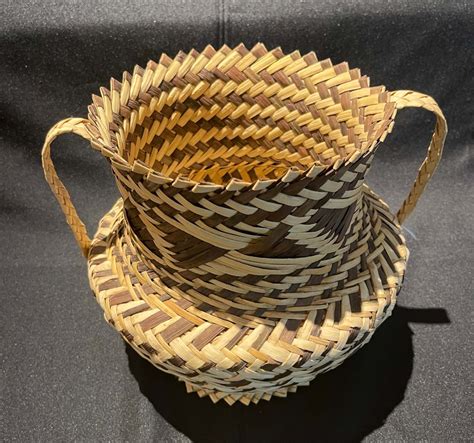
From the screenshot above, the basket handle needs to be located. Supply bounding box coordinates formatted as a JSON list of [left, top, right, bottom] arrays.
[[42, 118, 94, 257], [389, 90, 448, 224]]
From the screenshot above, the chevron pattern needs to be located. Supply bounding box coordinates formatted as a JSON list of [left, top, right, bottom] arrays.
[[88, 185, 407, 405]]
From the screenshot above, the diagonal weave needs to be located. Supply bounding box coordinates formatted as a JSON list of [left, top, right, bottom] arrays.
[[42, 44, 446, 404]]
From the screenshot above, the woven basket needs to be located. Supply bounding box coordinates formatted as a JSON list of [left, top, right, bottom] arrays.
[[42, 44, 447, 405]]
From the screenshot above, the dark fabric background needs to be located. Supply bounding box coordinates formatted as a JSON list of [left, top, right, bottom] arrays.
[[1, 1, 473, 441]]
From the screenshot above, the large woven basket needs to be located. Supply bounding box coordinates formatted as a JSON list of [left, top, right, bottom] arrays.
[[42, 43, 447, 405]]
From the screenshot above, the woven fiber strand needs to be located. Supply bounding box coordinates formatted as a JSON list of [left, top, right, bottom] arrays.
[[42, 44, 447, 405]]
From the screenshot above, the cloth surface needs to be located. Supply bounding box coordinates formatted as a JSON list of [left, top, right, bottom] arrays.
[[1, 1, 473, 441]]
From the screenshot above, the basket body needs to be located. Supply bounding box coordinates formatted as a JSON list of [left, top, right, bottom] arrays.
[[42, 44, 446, 405], [89, 176, 407, 405], [112, 149, 394, 317]]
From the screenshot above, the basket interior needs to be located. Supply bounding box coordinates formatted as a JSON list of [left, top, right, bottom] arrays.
[[88, 43, 396, 185]]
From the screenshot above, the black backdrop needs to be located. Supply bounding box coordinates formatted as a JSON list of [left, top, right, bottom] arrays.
[[1, 1, 473, 441]]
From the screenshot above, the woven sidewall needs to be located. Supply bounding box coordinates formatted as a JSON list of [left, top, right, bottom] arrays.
[[88, 184, 407, 405], [115, 150, 379, 317]]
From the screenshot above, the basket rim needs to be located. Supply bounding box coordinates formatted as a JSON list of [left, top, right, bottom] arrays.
[[85, 43, 397, 192]]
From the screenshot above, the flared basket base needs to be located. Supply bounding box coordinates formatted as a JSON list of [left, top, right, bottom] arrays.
[[87, 187, 408, 405]]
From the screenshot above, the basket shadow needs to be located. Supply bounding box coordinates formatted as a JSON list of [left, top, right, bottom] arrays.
[[125, 305, 449, 443]]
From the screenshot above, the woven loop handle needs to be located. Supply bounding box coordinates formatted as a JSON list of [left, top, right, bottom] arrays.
[[390, 90, 448, 224], [42, 118, 93, 257]]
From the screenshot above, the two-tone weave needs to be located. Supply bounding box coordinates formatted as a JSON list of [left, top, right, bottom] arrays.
[[42, 43, 447, 404]]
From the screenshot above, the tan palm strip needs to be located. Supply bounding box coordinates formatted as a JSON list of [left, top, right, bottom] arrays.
[[41, 117, 93, 257], [390, 90, 448, 223]]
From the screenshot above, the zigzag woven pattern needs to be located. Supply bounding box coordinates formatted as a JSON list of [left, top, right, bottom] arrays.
[[89, 187, 406, 405], [41, 43, 447, 404], [87, 43, 397, 183]]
